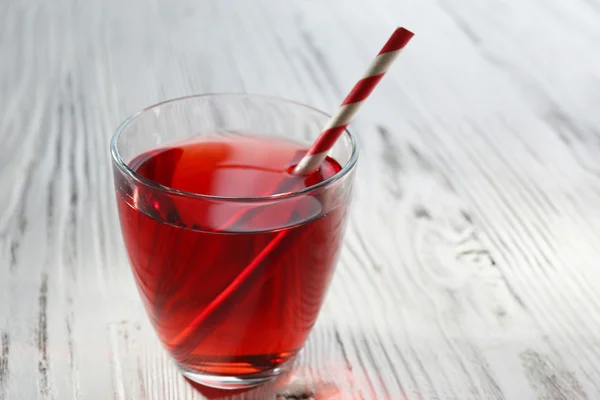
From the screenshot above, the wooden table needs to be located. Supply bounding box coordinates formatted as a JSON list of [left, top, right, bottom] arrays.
[[2, 0, 600, 398]]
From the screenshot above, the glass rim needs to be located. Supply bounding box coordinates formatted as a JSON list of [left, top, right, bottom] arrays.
[[110, 93, 359, 203]]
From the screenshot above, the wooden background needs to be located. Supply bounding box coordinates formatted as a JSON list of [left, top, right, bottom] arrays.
[[1, 0, 600, 398]]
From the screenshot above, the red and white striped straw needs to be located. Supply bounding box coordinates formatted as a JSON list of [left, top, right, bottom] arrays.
[[168, 28, 415, 351], [294, 27, 414, 175]]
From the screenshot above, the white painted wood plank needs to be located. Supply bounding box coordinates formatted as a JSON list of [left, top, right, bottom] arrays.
[[1, 0, 600, 398]]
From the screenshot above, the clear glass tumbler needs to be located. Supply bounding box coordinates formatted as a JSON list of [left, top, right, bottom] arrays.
[[110, 94, 358, 389]]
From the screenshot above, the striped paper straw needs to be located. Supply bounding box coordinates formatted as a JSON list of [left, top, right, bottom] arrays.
[[168, 27, 415, 352], [294, 27, 414, 175]]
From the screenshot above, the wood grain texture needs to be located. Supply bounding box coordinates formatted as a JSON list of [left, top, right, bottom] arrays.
[[1, 0, 600, 398]]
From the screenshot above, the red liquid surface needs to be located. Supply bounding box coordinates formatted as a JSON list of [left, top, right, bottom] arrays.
[[115, 135, 347, 377]]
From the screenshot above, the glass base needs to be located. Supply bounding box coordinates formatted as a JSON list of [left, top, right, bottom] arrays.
[[179, 361, 294, 390]]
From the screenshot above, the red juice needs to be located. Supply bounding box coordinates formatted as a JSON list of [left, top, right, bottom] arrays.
[[114, 135, 348, 377]]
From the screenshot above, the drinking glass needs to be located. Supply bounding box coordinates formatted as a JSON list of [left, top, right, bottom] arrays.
[[110, 94, 358, 389]]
